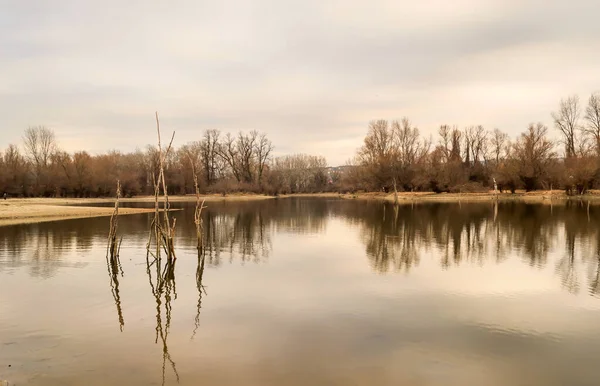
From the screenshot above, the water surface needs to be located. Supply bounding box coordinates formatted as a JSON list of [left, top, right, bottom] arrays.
[[1, 198, 600, 385]]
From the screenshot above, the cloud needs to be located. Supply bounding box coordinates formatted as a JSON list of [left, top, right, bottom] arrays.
[[1, 0, 599, 165]]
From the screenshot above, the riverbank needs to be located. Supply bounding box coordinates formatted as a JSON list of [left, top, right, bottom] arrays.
[[0, 194, 274, 226], [284, 190, 600, 203], [356, 190, 600, 203]]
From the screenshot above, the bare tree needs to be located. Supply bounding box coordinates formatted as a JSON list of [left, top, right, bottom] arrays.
[[200, 129, 221, 185], [391, 118, 430, 190], [449, 127, 462, 162], [552, 95, 581, 158], [237, 131, 257, 183], [513, 123, 555, 191], [23, 126, 56, 169], [217, 133, 242, 182], [438, 125, 451, 161], [489, 128, 509, 164], [584, 93, 600, 156], [464, 125, 487, 165], [73, 151, 93, 196], [358, 120, 395, 190], [23, 126, 58, 194], [255, 133, 273, 183], [271, 154, 328, 193], [1, 144, 28, 195]]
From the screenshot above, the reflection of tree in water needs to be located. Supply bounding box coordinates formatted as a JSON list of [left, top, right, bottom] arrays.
[[192, 199, 328, 265], [6, 198, 600, 304], [360, 204, 420, 273], [145, 251, 179, 386], [589, 253, 600, 297], [0, 220, 95, 277], [192, 248, 206, 340], [203, 210, 271, 265], [337, 200, 600, 296], [106, 250, 125, 331]]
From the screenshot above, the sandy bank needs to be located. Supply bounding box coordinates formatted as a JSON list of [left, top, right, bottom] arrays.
[[0, 203, 156, 227], [0, 194, 274, 227], [3, 193, 274, 207]]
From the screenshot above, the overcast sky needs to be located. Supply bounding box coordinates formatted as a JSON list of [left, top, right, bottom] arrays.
[[1, 0, 600, 165]]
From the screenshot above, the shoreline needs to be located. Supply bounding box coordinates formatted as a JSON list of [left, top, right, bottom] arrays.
[[282, 190, 600, 203]]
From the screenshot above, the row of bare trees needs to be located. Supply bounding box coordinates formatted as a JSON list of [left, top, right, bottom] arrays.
[[347, 93, 600, 194], [4, 92, 600, 197], [0, 127, 333, 197]]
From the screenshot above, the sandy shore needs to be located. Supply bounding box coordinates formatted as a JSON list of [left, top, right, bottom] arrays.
[[0, 194, 274, 227], [0, 201, 160, 227]]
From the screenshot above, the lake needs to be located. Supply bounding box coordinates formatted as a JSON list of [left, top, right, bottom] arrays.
[[1, 198, 600, 385]]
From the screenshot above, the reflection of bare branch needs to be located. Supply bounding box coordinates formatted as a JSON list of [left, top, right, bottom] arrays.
[[146, 250, 179, 385], [106, 252, 124, 332], [556, 234, 580, 294], [192, 248, 207, 340], [590, 254, 600, 296], [107, 180, 122, 260]]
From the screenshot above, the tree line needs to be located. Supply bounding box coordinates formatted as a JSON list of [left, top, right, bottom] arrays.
[[0, 127, 331, 197], [345, 93, 600, 194], [2, 92, 600, 197]]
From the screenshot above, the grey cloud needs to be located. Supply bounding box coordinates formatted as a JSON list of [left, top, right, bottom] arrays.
[[1, 0, 600, 165]]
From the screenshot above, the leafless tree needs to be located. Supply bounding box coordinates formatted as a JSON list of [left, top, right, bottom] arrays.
[[217, 133, 242, 182], [23, 126, 56, 169], [438, 125, 451, 161], [73, 151, 93, 196], [393, 118, 429, 166], [357, 120, 395, 189], [449, 127, 462, 162], [200, 129, 221, 185], [437, 125, 461, 162], [271, 154, 328, 193], [464, 125, 487, 164], [391, 118, 430, 190], [255, 133, 273, 183], [584, 93, 600, 156], [488, 128, 509, 164], [237, 131, 258, 183], [22, 126, 58, 194], [513, 123, 555, 191], [552, 95, 581, 158]]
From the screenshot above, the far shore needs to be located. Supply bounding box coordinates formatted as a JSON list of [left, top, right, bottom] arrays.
[[2, 190, 599, 227], [282, 190, 600, 203]]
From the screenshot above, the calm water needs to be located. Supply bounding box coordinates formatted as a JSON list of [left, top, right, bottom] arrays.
[[2, 198, 600, 385]]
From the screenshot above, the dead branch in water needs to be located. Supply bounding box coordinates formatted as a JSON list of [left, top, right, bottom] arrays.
[[147, 112, 178, 262], [106, 179, 124, 331], [107, 180, 123, 260], [142, 112, 180, 384], [186, 153, 207, 249]]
